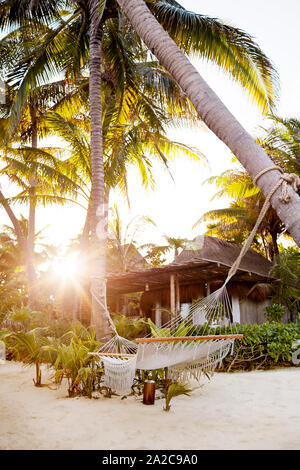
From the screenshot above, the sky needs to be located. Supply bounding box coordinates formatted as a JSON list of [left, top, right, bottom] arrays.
[[1, 0, 300, 251]]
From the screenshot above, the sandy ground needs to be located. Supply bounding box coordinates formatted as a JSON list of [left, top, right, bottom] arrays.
[[0, 361, 299, 450]]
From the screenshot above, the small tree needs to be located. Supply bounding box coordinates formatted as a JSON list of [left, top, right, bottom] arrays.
[[12, 328, 52, 386]]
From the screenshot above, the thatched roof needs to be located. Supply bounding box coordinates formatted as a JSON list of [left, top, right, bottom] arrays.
[[106, 235, 274, 295], [173, 235, 273, 276]]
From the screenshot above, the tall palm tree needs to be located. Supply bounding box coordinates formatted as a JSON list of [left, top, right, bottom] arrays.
[[0, 0, 286, 337], [115, 0, 300, 248]]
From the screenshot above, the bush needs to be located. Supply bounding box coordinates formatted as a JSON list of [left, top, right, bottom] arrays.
[[112, 314, 150, 340], [264, 304, 285, 322], [45, 325, 102, 397], [218, 321, 300, 371]]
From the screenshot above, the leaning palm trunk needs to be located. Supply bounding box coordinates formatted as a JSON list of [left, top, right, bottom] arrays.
[[117, 0, 300, 247], [88, 0, 111, 339]]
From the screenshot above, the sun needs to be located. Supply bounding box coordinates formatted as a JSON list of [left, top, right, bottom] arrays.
[[51, 253, 80, 280]]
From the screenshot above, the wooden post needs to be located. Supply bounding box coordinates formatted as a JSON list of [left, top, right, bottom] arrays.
[[155, 301, 162, 327], [170, 274, 176, 331], [206, 281, 210, 297], [175, 275, 180, 315]]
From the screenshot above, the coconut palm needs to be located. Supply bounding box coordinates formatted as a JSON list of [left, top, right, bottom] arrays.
[[107, 204, 155, 272], [260, 117, 300, 176], [0, 0, 287, 337], [195, 169, 286, 261], [196, 116, 300, 261], [115, 0, 300, 249], [143, 235, 197, 264]]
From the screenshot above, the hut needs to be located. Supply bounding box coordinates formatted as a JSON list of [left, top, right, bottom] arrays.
[[106, 235, 275, 325]]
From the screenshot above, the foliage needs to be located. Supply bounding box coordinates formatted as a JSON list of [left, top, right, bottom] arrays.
[[44, 324, 102, 397], [269, 246, 300, 320], [112, 314, 150, 340], [146, 317, 300, 371], [164, 382, 192, 412], [12, 328, 53, 386], [0, 305, 73, 338], [147, 317, 190, 338], [264, 304, 285, 322], [217, 322, 300, 371], [48, 338, 101, 398], [132, 368, 165, 396]]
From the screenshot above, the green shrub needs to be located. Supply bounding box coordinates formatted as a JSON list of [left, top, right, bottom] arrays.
[[12, 328, 54, 386], [49, 338, 102, 397], [45, 325, 102, 397], [264, 304, 285, 322], [218, 321, 300, 371], [112, 314, 150, 340]]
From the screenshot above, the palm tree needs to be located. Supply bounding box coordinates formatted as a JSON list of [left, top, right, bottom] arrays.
[[196, 169, 286, 261], [197, 116, 300, 261], [115, 0, 300, 248], [0, 0, 286, 337], [260, 117, 300, 176], [107, 204, 155, 272], [0, 26, 83, 308], [144, 235, 196, 263]]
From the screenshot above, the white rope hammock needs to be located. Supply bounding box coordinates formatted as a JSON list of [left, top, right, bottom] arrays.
[[90, 168, 300, 395], [91, 285, 241, 394]]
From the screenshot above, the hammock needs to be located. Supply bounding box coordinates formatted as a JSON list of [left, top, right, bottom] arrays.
[[91, 285, 242, 394], [91, 167, 300, 395]]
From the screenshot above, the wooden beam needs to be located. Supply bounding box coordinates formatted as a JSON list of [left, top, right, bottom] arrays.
[[135, 334, 243, 343], [88, 352, 136, 357]]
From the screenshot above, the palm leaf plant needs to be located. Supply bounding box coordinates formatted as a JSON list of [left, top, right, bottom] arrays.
[[48, 333, 101, 398], [164, 381, 192, 412], [195, 167, 287, 261], [12, 327, 52, 386]]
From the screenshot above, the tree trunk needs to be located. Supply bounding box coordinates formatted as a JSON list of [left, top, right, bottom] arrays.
[[270, 231, 280, 262], [0, 189, 27, 251], [27, 104, 38, 309], [88, 0, 110, 339], [116, 0, 300, 247]]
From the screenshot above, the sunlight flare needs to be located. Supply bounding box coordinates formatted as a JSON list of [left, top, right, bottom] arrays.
[[51, 254, 80, 280]]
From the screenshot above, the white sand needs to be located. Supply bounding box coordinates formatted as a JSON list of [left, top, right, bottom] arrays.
[[0, 361, 299, 450]]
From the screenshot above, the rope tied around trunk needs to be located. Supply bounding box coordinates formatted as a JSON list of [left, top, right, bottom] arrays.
[[253, 166, 300, 203], [225, 166, 300, 284]]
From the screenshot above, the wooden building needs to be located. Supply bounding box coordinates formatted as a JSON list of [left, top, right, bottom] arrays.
[[106, 236, 275, 325]]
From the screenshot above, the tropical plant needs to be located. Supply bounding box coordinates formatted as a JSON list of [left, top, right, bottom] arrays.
[[48, 333, 102, 397], [216, 322, 300, 371], [143, 235, 197, 263], [107, 205, 155, 272], [12, 327, 53, 386], [264, 304, 285, 323], [112, 314, 149, 340], [195, 168, 288, 261], [164, 381, 192, 412], [269, 246, 300, 320]]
